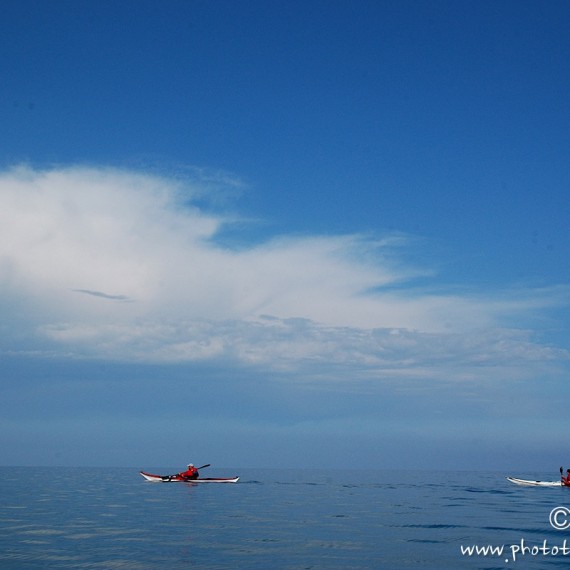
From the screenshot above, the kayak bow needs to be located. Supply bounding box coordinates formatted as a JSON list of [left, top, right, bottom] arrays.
[[506, 476, 561, 487], [140, 471, 239, 483]]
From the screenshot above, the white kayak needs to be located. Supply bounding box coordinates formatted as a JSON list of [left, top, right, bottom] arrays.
[[506, 476, 562, 487], [140, 471, 239, 483]]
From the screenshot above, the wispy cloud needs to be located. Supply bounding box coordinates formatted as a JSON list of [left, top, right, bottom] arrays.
[[72, 289, 132, 302], [0, 165, 567, 382]]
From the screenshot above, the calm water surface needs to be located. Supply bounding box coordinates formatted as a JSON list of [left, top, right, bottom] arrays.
[[1, 468, 569, 568]]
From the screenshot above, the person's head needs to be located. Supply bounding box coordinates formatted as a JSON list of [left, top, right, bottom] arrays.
[[188, 463, 194, 468]]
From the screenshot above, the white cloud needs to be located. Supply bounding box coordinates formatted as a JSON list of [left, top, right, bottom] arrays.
[[0, 165, 568, 379]]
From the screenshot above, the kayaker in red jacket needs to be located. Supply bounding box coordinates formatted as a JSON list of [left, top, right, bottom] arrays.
[[178, 463, 199, 480], [561, 467, 570, 486]]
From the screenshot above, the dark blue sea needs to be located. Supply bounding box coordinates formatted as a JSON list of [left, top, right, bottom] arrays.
[[1, 467, 570, 569]]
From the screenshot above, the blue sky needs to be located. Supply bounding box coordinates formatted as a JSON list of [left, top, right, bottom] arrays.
[[1, 0, 569, 470]]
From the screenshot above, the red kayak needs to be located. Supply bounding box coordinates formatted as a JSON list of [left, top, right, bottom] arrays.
[[140, 471, 239, 483]]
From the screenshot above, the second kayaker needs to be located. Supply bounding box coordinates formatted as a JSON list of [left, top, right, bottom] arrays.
[[178, 463, 199, 480]]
